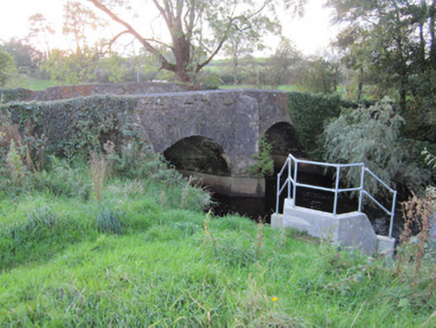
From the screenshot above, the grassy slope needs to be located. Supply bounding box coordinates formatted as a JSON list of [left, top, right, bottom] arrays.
[[0, 178, 435, 327]]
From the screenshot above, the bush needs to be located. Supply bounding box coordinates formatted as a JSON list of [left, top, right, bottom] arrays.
[[288, 92, 357, 154]]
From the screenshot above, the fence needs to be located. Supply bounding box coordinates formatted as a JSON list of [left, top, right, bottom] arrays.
[[275, 154, 397, 238]]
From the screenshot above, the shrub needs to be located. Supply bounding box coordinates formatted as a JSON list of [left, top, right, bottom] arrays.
[[288, 92, 352, 154], [34, 156, 90, 199], [249, 137, 274, 178]]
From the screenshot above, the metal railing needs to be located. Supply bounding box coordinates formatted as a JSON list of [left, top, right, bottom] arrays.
[[275, 154, 397, 238]]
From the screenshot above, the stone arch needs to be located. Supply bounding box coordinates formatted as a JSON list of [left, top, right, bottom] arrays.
[[264, 122, 303, 170], [163, 136, 232, 176]]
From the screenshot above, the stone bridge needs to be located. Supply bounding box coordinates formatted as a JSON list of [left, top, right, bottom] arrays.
[[18, 83, 300, 196], [132, 89, 296, 196]]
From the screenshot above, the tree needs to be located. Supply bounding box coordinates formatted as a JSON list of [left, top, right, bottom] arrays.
[[327, 0, 436, 110], [254, 39, 301, 88], [0, 39, 43, 76], [0, 51, 18, 87], [295, 56, 340, 94], [63, 1, 107, 53], [42, 47, 101, 84], [27, 14, 54, 59], [83, 0, 305, 83]]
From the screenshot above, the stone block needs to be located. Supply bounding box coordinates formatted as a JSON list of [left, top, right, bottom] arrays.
[[271, 213, 283, 229], [377, 235, 395, 257]]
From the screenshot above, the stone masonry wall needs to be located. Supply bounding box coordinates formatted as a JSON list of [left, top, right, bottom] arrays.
[[133, 89, 290, 177]]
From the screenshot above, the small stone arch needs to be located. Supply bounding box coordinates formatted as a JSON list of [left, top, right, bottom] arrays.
[[264, 122, 303, 170], [163, 136, 232, 176]]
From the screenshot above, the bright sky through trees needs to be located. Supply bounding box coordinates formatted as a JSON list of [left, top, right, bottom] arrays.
[[0, 0, 338, 56]]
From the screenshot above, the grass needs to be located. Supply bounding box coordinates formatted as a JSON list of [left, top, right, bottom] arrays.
[[1, 182, 435, 326], [24, 79, 54, 91], [0, 154, 435, 326]]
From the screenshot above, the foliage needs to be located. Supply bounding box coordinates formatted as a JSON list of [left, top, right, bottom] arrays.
[[249, 137, 274, 178], [191, 70, 223, 90], [423, 148, 436, 172], [0, 88, 32, 103], [0, 117, 46, 189], [222, 34, 259, 85], [0, 51, 18, 87], [0, 38, 43, 76], [295, 56, 341, 95], [327, 0, 436, 112], [321, 97, 431, 197], [5, 140, 28, 187], [1, 95, 139, 159], [42, 48, 101, 84], [287, 92, 350, 153], [33, 156, 90, 200], [404, 70, 436, 143], [251, 39, 302, 88]]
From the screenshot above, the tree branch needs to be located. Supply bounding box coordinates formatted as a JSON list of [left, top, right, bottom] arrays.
[[87, 0, 175, 72]]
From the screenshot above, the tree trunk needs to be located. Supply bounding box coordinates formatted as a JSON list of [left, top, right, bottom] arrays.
[[233, 56, 238, 85], [430, 1, 436, 69]]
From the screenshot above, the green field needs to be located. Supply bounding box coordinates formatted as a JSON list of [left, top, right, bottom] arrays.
[[0, 157, 435, 327], [24, 79, 54, 91]]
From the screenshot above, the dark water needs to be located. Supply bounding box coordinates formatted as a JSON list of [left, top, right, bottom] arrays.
[[209, 173, 404, 240]]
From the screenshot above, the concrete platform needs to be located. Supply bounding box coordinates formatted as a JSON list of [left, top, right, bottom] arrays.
[[272, 198, 395, 255]]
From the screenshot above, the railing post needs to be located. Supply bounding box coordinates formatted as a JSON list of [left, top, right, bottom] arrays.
[[333, 166, 340, 215], [287, 156, 291, 199], [275, 173, 281, 214], [358, 165, 365, 213], [292, 159, 298, 207], [389, 191, 397, 239]]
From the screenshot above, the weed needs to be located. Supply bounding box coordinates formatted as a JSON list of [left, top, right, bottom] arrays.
[[89, 151, 109, 202], [398, 190, 434, 289], [160, 189, 166, 209], [35, 156, 90, 199], [95, 209, 123, 235], [256, 217, 264, 260], [181, 175, 192, 209], [5, 139, 27, 186]]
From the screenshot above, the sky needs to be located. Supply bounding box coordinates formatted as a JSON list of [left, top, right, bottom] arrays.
[[0, 0, 339, 57]]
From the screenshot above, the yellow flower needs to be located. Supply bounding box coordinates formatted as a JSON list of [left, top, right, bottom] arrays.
[[271, 296, 278, 302]]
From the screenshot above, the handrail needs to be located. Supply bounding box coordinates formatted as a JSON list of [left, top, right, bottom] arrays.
[[275, 154, 397, 238]]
